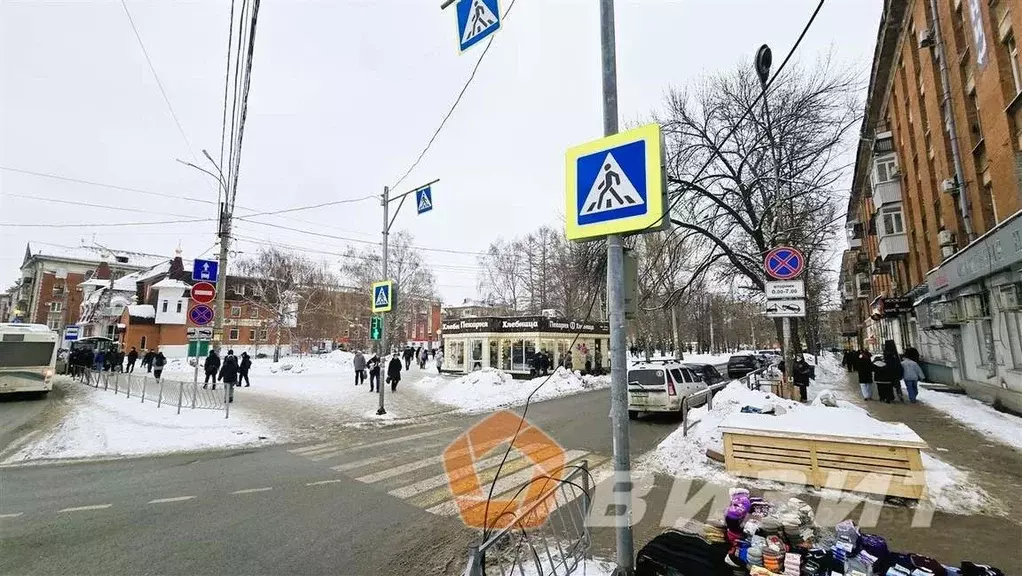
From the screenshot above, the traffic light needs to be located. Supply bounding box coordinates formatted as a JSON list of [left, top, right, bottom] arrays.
[[370, 316, 383, 341]]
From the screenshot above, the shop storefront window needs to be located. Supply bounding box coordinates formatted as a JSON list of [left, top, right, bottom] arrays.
[[556, 341, 568, 367], [470, 339, 483, 371], [524, 339, 536, 370], [450, 341, 464, 369], [511, 339, 526, 371], [501, 339, 512, 370], [489, 340, 498, 369]]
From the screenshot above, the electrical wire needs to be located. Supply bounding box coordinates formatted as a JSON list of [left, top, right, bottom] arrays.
[[6, 193, 198, 219], [389, 0, 518, 191], [219, 0, 239, 205], [1, 217, 213, 228]]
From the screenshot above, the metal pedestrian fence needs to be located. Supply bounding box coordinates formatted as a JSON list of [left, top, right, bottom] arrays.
[[463, 461, 592, 576], [75, 368, 229, 417], [681, 367, 768, 437]]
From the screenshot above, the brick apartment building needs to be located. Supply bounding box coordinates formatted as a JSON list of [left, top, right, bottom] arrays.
[[839, 0, 1022, 411]]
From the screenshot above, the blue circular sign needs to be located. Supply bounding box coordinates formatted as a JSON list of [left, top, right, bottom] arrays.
[[764, 246, 805, 280], [189, 304, 215, 326]]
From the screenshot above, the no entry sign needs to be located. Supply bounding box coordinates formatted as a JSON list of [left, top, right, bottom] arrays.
[[191, 282, 216, 305]]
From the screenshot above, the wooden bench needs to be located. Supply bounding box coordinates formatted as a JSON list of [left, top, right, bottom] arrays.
[[720, 409, 928, 500]]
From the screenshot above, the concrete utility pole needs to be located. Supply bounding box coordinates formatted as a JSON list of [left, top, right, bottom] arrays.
[[600, 0, 635, 573]]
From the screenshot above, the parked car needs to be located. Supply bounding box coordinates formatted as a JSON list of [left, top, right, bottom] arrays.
[[626, 361, 708, 420], [726, 354, 759, 379], [682, 363, 725, 385]]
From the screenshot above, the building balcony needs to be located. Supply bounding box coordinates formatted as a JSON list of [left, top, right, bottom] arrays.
[[871, 180, 902, 207], [847, 236, 862, 249], [878, 232, 910, 261]]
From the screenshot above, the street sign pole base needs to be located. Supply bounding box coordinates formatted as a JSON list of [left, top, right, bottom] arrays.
[[376, 407, 387, 416]]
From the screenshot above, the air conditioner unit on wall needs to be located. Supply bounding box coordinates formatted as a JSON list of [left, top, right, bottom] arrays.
[[941, 179, 958, 193], [937, 229, 956, 246], [996, 283, 1022, 311]]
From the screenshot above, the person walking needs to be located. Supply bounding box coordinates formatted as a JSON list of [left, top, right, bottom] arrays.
[[855, 349, 874, 400], [126, 347, 138, 373], [387, 354, 403, 392], [218, 350, 239, 403], [872, 340, 903, 403], [793, 357, 813, 402], [367, 354, 381, 392], [239, 351, 252, 387], [152, 351, 166, 381], [402, 346, 414, 371], [93, 349, 105, 372], [435, 349, 444, 374], [353, 350, 366, 386], [142, 349, 154, 373], [901, 347, 926, 403], [203, 349, 221, 389], [418, 347, 429, 369]]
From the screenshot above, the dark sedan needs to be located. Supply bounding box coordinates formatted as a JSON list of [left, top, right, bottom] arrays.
[[683, 363, 725, 385]]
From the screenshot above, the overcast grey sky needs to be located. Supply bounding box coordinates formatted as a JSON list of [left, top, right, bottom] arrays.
[[1, 0, 882, 303]]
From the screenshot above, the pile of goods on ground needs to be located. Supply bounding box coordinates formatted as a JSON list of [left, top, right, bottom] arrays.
[[636, 487, 1004, 576]]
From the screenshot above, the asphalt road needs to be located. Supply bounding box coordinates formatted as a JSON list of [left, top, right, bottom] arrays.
[[0, 388, 64, 458], [0, 387, 682, 576]]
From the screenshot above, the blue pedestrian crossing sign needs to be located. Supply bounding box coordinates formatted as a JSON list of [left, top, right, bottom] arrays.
[[416, 186, 433, 215], [565, 123, 667, 241], [456, 0, 500, 53], [371, 280, 394, 313]]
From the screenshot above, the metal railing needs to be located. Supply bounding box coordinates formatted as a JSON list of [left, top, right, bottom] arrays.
[[73, 367, 229, 417], [464, 461, 592, 576], [681, 367, 768, 437]]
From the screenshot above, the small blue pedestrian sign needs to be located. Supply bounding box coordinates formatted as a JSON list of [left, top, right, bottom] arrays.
[[456, 0, 500, 52], [189, 304, 215, 326], [576, 140, 648, 226], [192, 259, 219, 283], [64, 326, 80, 341], [371, 280, 394, 313], [416, 187, 433, 215]]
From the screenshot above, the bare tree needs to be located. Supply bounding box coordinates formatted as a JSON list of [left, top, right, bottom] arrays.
[[477, 238, 525, 313], [655, 56, 860, 344], [236, 247, 337, 362], [339, 231, 437, 350]]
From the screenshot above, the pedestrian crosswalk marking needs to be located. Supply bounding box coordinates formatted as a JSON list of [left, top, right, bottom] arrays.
[[289, 426, 456, 459], [331, 454, 392, 473], [387, 443, 548, 500], [461, 0, 498, 44], [579, 152, 644, 216]]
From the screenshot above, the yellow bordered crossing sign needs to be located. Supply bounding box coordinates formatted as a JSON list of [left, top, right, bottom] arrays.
[[564, 123, 667, 241], [371, 280, 394, 313]]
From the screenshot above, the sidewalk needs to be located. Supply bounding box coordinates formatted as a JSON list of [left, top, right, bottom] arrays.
[[835, 372, 1022, 520]]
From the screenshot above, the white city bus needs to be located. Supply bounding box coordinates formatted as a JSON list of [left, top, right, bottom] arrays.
[[0, 323, 58, 396]]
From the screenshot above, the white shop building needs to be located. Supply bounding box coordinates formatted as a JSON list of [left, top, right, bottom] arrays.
[[440, 316, 610, 376]]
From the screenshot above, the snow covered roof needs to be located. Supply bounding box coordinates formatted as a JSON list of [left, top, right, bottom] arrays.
[[24, 243, 168, 270], [79, 278, 109, 288], [152, 278, 190, 290], [127, 304, 156, 319]]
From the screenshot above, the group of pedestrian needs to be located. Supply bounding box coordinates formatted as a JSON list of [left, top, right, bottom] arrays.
[[201, 349, 252, 402], [847, 340, 926, 403], [69, 345, 167, 380], [351, 346, 446, 393]]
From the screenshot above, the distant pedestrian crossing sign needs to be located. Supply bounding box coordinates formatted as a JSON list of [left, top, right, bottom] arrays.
[[456, 0, 500, 52], [565, 123, 667, 241], [416, 186, 433, 215], [371, 280, 394, 313]]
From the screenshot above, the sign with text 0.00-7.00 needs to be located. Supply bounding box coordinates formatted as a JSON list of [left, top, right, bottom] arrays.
[[765, 280, 805, 299]]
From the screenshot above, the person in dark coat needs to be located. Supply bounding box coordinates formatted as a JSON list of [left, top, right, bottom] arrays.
[[152, 352, 167, 380], [367, 354, 382, 392], [218, 350, 239, 402], [872, 340, 903, 403], [239, 352, 252, 387], [387, 354, 403, 392], [142, 349, 155, 373], [402, 346, 414, 371], [353, 351, 366, 386], [93, 350, 105, 371], [793, 357, 813, 402], [126, 347, 139, 373], [855, 349, 874, 400], [203, 350, 221, 389]]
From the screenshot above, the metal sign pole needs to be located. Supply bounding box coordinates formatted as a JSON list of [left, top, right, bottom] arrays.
[[378, 186, 389, 416], [600, 0, 634, 572]]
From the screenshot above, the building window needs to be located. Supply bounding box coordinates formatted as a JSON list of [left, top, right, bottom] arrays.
[[231, 306, 241, 318], [258, 329, 268, 341], [140, 335, 147, 350], [1006, 311, 1022, 368], [47, 318, 60, 330], [880, 205, 906, 235], [49, 301, 62, 313], [162, 300, 168, 313], [1008, 34, 1022, 95], [967, 88, 982, 140], [52, 283, 65, 296], [229, 328, 239, 341], [248, 329, 256, 341], [176, 300, 183, 313], [872, 157, 899, 184], [250, 306, 259, 319]]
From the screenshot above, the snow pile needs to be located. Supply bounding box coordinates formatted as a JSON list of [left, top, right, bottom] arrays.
[[412, 367, 610, 413], [641, 379, 994, 514], [3, 378, 276, 463], [514, 557, 615, 576], [917, 387, 1022, 451]]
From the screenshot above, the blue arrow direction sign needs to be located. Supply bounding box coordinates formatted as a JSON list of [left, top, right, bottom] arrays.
[[456, 0, 500, 52], [416, 187, 433, 215], [192, 259, 220, 283], [189, 304, 215, 326]]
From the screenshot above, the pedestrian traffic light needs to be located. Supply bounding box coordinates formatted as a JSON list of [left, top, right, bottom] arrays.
[[370, 316, 383, 341]]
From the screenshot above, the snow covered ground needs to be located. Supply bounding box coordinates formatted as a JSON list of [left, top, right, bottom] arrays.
[[2, 377, 276, 464], [412, 367, 610, 413], [917, 386, 1022, 451], [639, 376, 997, 515]]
